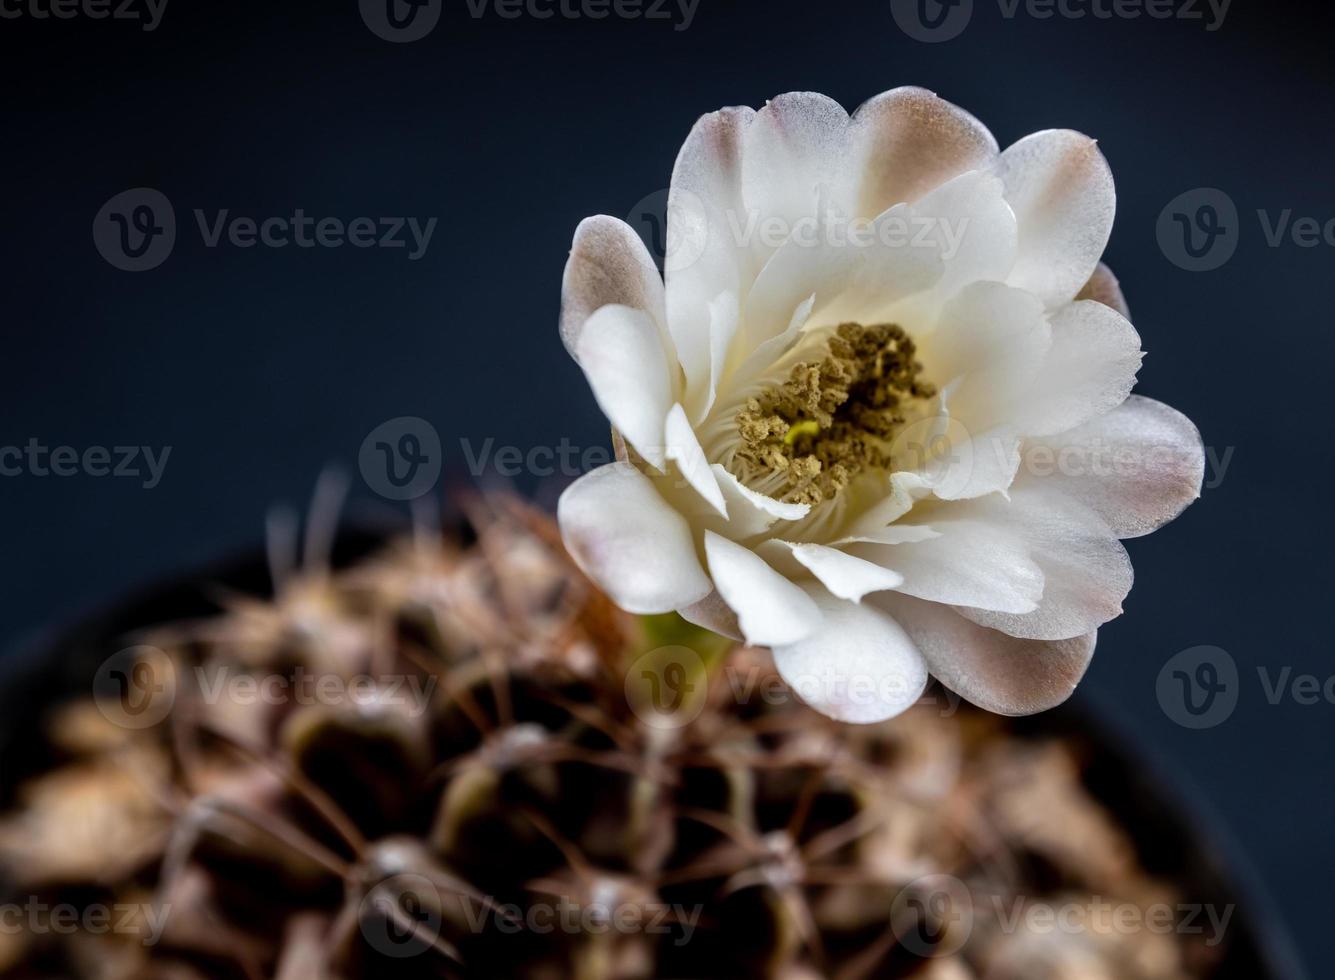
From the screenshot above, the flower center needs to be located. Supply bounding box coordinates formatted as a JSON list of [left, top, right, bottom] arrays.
[[733, 323, 936, 506]]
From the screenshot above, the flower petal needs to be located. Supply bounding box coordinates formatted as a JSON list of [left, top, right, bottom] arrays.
[[804, 202, 946, 329], [776, 542, 905, 602], [955, 482, 1132, 641], [704, 531, 821, 646], [848, 87, 998, 217], [740, 92, 852, 254], [1006, 299, 1143, 438], [710, 464, 811, 538], [666, 106, 756, 406], [558, 463, 712, 615], [994, 130, 1115, 309], [772, 589, 929, 724], [906, 170, 1017, 309], [561, 216, 669, 362], [1076, 261, 1129, 318], [664, 403, 727, 518], [1023, 395, 1204, 539], [679, 590, 742, 641], [875, 594, 1096, 716], [574, 304, 676, 470], [850, 515, 1043, 614]]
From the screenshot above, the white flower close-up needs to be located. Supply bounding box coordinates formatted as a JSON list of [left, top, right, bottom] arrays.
[[557, 87, 1205, 724]]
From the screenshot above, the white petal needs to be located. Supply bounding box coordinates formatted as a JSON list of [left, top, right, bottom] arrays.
[[806, 202, 946, 328], [851, 516, 1043, 614], [777, 542, 905, 602], [994, 130, 1115, 308], [741, 209, 861, 349], [664, 403, 727, 518], [561, 216, 669, 361], [666, 107, 757, 407], [836, 525, 940, 546], [558, 463, 711, 615], [772, 589, 929, 724], [575, 305, 676, 470], [1023, 394, 1204, 539], [907, 170, 1017, 308], [1076, 261, 1130, 318], [848, 87, 998, 216], [1007, 300, 1143, 438], [955, 482, 1132, 641], [679, 590, 742, 641], [740, 93, 852, 253], [876, 594, 1096, 716], [689, 289, 741, 422], [842, 473, 922, 538], [711, 464, 810, 538], [926, 282, 1050, 401], [704, 531, 821, 647]]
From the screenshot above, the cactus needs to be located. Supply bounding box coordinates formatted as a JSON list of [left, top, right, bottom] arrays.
[[0, 498, 1221, 979]]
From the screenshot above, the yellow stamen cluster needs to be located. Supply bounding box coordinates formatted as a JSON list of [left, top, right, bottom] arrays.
[[735, 323, 935, 505]]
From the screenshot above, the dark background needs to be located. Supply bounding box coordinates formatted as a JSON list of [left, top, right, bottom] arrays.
[[0, 0, 1327, 974]]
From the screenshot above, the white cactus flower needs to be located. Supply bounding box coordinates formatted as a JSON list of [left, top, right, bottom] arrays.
[[557, 88, 1204, 723]]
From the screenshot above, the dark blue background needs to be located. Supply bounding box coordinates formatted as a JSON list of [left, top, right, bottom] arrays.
[[0, 1, 1327, 973]]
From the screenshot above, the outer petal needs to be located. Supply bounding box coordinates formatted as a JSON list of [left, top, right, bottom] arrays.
[[561, 216, 669, 361], [955, 482, 1133, 641], [1023, 395, 1204, 539], [704, 531, 821, 647], [1076, 261, 1129, 318], [994, 130, 1115, 309], [679, 589, 742, 641], [848, 87, 999, 217], [851, 517, 1044, 614], [876, 594, 1096, 716], [739, 92, 852, 255], [666, 106, 756, 405], [575, 304, 676, 470], [772, 588, 929, 724], [558, 463, 712, 615], [1006, 299, 1143, 438]]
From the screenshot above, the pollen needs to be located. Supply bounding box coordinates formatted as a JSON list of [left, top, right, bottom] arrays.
[[734, 323, 936, 506]]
